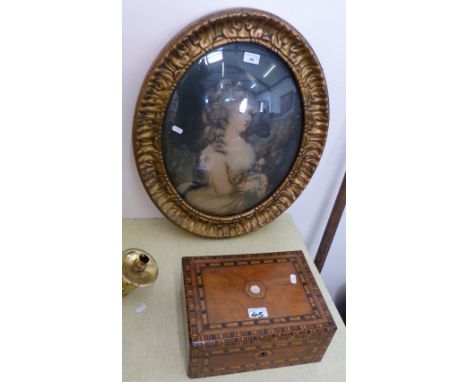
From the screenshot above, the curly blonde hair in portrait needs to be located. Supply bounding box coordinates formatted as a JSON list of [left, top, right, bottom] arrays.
[[200, 79, 254, 154]]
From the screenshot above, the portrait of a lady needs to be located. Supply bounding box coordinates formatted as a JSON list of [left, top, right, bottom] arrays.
[[162, 43, 302, 217], [182, 80, 268, 215]]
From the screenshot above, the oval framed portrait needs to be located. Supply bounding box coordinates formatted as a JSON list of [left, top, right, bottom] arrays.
[[133, 8, 329, 238]]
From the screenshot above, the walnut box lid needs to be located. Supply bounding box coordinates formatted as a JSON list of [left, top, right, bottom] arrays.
[[182, 250, 336, 358]]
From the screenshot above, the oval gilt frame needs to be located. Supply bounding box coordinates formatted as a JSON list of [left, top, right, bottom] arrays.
[[133, 8, 329, 238]]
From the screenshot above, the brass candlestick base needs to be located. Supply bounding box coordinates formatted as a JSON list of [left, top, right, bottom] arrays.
[[122, 248, 158, 296]]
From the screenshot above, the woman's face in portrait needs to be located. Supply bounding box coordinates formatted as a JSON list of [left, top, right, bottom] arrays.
[[226, 98, 254, 133]]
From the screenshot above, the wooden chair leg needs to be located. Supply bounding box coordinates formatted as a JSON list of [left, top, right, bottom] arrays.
[[314, 173, 346, 272]]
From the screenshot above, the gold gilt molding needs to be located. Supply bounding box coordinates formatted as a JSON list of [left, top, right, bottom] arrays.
[[133, 8, 329, 238]]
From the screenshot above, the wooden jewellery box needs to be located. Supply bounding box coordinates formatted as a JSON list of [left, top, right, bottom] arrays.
[[181, 251, 337, 378]]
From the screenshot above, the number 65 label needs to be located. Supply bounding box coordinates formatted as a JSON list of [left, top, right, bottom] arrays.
[[248, 307, 268, 319]]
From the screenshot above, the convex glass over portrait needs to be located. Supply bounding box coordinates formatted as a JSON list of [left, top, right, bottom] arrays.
[[163, 43, 302, 216]]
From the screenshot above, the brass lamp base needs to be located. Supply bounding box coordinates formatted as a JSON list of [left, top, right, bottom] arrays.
[[122, 248, 158, 296]]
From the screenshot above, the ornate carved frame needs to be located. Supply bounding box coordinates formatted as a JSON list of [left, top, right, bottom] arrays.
[[133, 8, 329, 238]]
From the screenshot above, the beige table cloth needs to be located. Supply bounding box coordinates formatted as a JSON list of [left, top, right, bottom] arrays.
[[123, 214, 345, 381]]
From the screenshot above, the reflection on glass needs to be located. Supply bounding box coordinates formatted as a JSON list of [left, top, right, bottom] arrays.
[[163, 43, 302, 216]]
